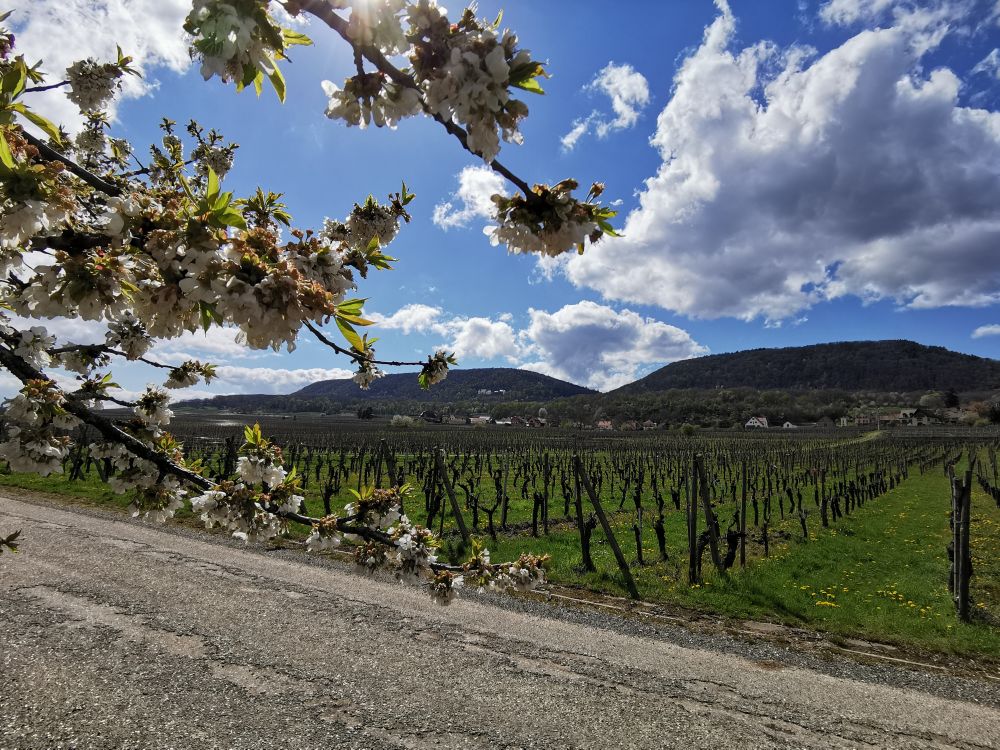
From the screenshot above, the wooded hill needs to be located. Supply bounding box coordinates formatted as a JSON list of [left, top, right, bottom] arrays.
[[177, 368, 594, 413], [613, 340, 1000, 395]]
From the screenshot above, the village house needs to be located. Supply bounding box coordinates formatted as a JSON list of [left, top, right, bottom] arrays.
[[745, 416, 769, 429], [596, 419, 614, 430]]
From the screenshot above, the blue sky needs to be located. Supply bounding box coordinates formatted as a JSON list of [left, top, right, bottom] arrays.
[[10, 0, 1000, 395]]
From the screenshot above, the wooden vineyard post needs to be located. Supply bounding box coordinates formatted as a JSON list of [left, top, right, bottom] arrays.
[[695, 455, 725, 576], [574, 455, 639, 599], [436, 448, 471, 547], [501, 452, 510, 530], [688, 458, 699, 585], [740, 459, 747, 569], [572, 455, 596, 572], [951, 464, 974, 622]]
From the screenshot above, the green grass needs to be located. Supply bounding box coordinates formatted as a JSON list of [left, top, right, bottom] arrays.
[[3, 464, 998, 659]]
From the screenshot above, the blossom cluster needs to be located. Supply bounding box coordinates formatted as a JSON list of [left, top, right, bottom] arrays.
[[184, 0, 279, 84], [65, 58, 126, 113], [418, 350, 454, 389], [344, 485, 406, 529], [190, 482, 287, 542], [407, 4, 536, 162], [134, 386, 173, 431], [320, 1, 544, 163], [0, 379, 77, 476], [165, 360, 217, 389], [487, 180, 615, 257], [389, 515, 439, 580]]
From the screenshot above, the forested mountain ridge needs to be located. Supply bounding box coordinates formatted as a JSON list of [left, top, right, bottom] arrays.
[[177, 368, 594, 412], [292, 368, 594, 401], [613, 340, 1000, 394]]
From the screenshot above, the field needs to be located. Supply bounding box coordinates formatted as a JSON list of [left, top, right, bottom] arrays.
[[3, 412, 999, 659]]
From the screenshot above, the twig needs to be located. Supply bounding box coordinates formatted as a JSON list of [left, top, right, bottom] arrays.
[[298, 0, 537, 201], [305, 321, 426, 367], [22, 130, 121, 196]]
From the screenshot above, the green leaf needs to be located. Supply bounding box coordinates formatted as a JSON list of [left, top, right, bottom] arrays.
[[597, 219, 621, 237], [198, 301, 222, 332], [217, 208, 247, 230], [178, 173, 197, 203], [206, 167, 220, 202], [1, 60, 26, 97], [0, 131, 14, 169], [337, 313, 374, 327], [253, 70, 264, 96], [336, 317, 365, 352], [281, 28, 313, 47], [12, 104, 62, 144], [266, 60, 286, 103], [337, 298, 367, 316], [511, 77, 544, 95]]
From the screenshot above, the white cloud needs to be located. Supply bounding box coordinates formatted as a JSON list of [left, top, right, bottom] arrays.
[[370, 300, 706, 391], [437, 317, 521, 362], [212, 366, 354, 394], [10, 0, 191, 132], [368, 304, 444, 334], [973, 48, 1000, 78], [150, 327, 271, 364], [432, 166, 506, 230], [972, 324, 1000, 338], [520, 301, 708, 392], [560, 117, 592, 151], [6, 315, 106, 344], [561, 62, 651, 151], [562, 1, 1000, 321], [819, 0, 898, 25]]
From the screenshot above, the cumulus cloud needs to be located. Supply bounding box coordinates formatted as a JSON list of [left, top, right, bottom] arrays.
[[10, 0, 191, 131], [562, 0, 1000, 322], [519, 301, 707, 391], [436, 317, 521, 362], [370, 300, 706, 391], [212, 366, 354, 393], [149, 327, 273, 364], [561, 62, 651, 151], [368, 304, 444, 334], [972, 324, 1000, 338], [432, 166, 506, 230]]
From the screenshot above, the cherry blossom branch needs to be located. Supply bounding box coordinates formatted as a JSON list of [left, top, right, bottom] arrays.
[[297, 0, 536, 200], [305, 321, 426, 367], [21, 130, 121, 196], [23, 80, 69, 93], [0, 343, 212, 491], [47, 343, 175, 371]]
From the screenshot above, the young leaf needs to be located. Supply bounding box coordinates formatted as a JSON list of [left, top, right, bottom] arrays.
[[12, 104, 62, 144], [206, 167, 220, 202], [281, 29, 313, 47], [336, 317, 365, 352], [0, 131, 14, 169], [266, 61, 286, 103]]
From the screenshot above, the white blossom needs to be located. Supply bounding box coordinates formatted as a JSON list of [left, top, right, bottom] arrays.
[[65, 58, 122, 113]]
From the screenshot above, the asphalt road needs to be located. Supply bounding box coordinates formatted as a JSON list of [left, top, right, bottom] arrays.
[[1, 493, 998, 750]]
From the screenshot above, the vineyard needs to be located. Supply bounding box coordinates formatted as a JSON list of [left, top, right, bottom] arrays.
[[4, 414, 1000, 657]]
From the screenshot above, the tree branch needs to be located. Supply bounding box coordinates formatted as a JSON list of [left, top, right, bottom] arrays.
[[21, 129, 122, 196], [298, 0, 536, 200], [305, 321, 427, 367]]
